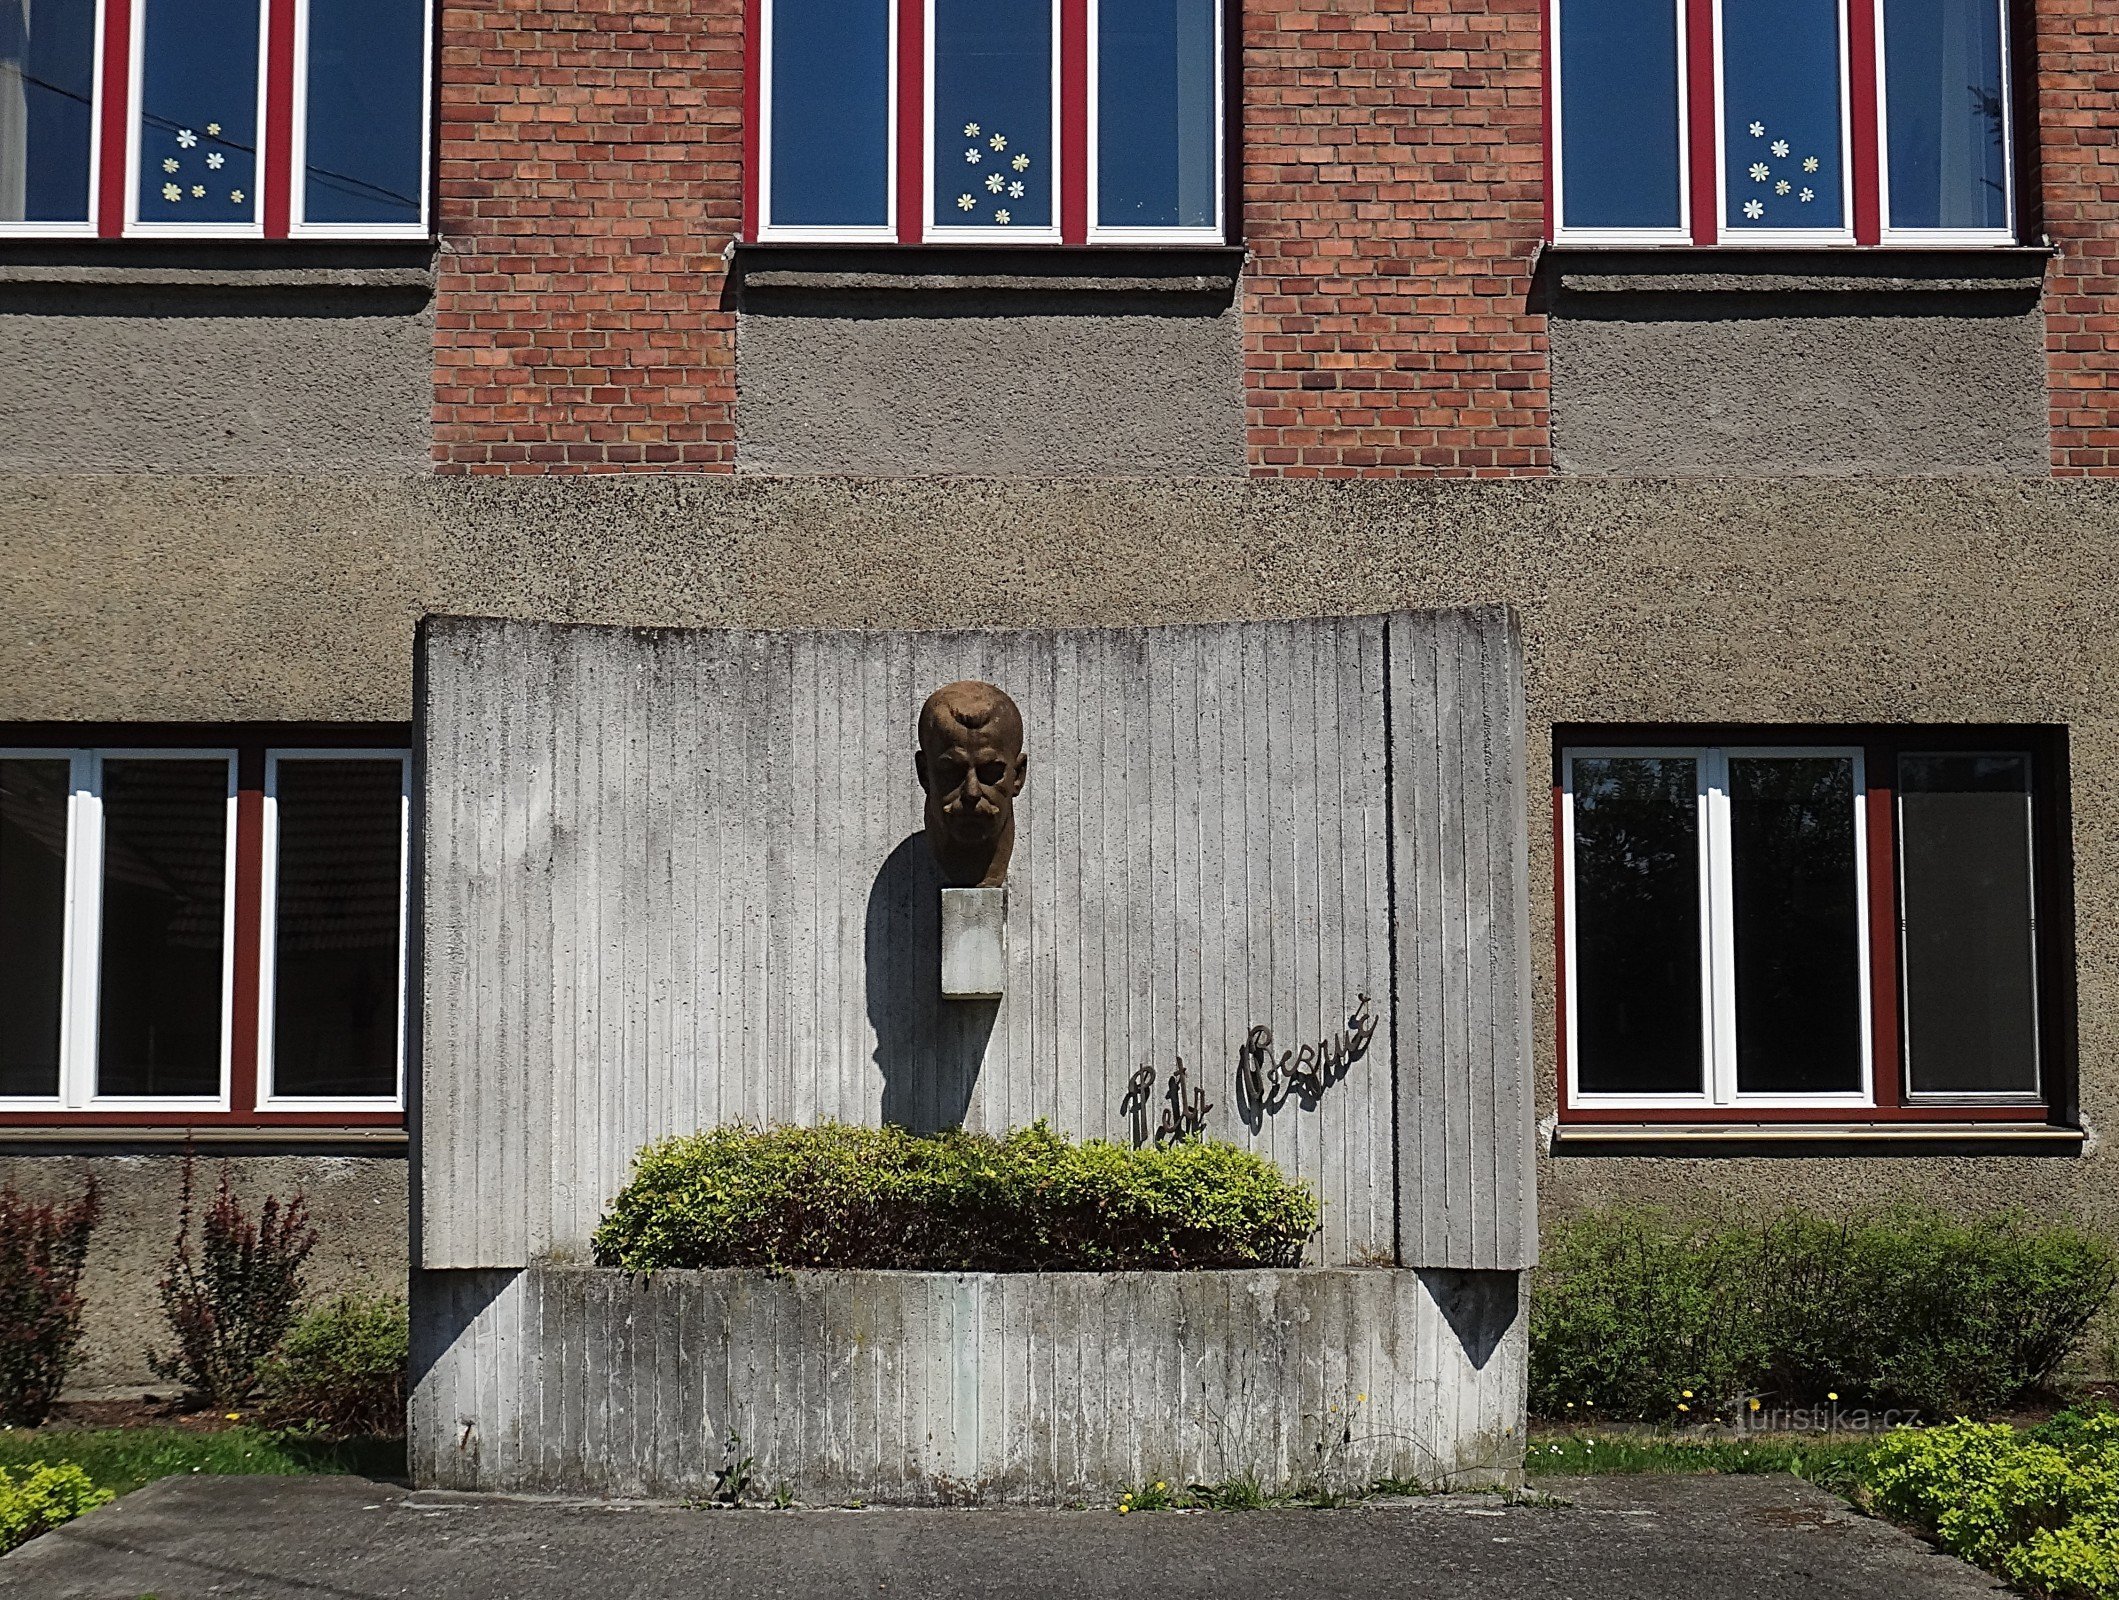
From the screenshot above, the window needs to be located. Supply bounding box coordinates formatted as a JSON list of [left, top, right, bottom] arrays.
[[1547, 0, 2015, 246], [0, 733, 407, 1124], [1558, 729, 2062, 1121], [0, 0, 429, 239], [750, 0, 1225, 244]]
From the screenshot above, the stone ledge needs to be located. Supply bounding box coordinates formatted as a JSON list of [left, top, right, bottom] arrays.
[[731, 242, 1246, 295], [0, 238, 436, 292], [1540, 244, 2052, 297], [1551, 1121, 2084, 1154]]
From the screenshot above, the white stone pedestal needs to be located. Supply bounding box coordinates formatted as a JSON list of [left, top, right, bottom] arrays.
[[940, 886, 1006, 998]]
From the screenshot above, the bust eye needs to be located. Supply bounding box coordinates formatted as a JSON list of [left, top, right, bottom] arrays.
[[977, 763, 1006, 784]]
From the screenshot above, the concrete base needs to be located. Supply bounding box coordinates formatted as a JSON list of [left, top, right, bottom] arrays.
[[410, 1266, 1527, 1502]]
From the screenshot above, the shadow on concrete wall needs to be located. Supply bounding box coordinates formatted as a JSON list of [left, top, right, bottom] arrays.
[[1419, 1269, 1519, 1371], [866, 832, 996, 1131]]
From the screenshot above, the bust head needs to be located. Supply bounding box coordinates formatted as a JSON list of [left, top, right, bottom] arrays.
[[916, 681, 1028, 887]]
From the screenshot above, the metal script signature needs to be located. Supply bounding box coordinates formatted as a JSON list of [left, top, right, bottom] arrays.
[[1237, 995, 1379, 1116], [1124, 1057, 1213, 1147]]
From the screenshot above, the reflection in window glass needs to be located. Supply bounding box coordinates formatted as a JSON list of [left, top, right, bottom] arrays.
[[136, 0, 259, 226], [1721, 0, 1844, 231], [1097, 0, 1215, 230], [1571, 756, 1703, 1095], [931, 0, 1050, 230], [270, 760, 403, 1099], [0, 0, 97, 223], [1556, 0, 1682, 231], [1728, 755, 1863, 1094], [769, 0, 890, 228], [303, 0, 424, 227], [1899, 754, 2038, 1095], [97, 758, 227, 1098], [1883, 0, 2008, 232], [0, 759, 69, 1097]]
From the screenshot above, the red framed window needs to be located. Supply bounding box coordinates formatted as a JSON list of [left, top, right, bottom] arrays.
[[744, 0, 1225, 245], [0, 728, 409, 1127], [1554, 726, 2071, 1125], [0, 0, 430, 241], [1544, 0, 2018, 247]]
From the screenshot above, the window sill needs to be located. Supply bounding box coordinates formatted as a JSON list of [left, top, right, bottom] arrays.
[[0, 1125, 407, 1151], [1552, 1120, 2083, 1155], [731, 241, 1246, 295], [0, 236, 435, 293], [1537, 242, 2052, 299]]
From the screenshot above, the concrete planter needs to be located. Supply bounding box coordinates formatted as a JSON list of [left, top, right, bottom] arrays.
[[411, 1265, 1527, 1503]]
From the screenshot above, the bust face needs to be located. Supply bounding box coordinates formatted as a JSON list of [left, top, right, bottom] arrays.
[[916, 681, 1027, 885]]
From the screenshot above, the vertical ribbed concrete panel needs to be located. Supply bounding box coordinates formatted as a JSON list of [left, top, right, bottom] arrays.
[[418, 611, 1530, 1272], [1387, 609, 1536, 1271], [410, 1265, 1527, 1500]]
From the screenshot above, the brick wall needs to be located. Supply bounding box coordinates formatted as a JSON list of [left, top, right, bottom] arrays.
[[2039, 0, 2119, 476], [432, 0, 741, 473], [1240, 0, 1550, 477]]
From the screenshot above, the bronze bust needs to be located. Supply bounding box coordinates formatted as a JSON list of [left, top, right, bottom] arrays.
[[916, 681, 1027, 888]]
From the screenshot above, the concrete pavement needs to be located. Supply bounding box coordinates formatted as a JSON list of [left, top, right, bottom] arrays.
[[4, 1472, 2004, 1599]]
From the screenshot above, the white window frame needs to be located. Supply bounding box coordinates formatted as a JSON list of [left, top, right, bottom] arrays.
[[1084, 0, 1226, 245], [255, 749, 410, 1111], [1873, 0, 2016, 247], [1546, 0, 1693, 248], [286, 0, 434, 239], [1561, 744, 1874, 1111], [1710, 0, 1856, 247], [123, 0, 273, 239], [0, 0, 108, 238], [0, 748, 239, 1113], [921, 0, 1064, 244], [754, 0, 900, 243]]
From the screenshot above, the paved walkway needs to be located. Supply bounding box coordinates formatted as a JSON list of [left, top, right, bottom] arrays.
[[6, 1473, 2004, 1599]]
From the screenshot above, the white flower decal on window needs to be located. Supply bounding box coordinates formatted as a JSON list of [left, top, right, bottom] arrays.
[[1008, 181, 1025, 198], [207, 152, 225, 170], [1748, 162, 1770, 182], [965, 147, 981, 164], [989, 133, 1007, 152], [985, 173, 1004, 193], [206, 122, 221, 136], [957, 193, 976, 211], [190, 185, 205, 198], [1775, 180, 1790, 195], [993, 208, 1011, 224], [1799, 187, 1814, 202], [176, 129, 197, 148], [230, 189, 245, 203], [963, 122, 980, 138], [1743, 199, 1765, 219], [1748, 121, 1765, 138], [1011, 153, 1029, 172], [162, 157, 179, 173], [1803, 156, 1820, 172], [162, 182, 182, 202], [1771, 140, 1790, 158]]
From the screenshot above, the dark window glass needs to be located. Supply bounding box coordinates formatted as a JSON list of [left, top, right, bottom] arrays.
[[1571, 756, 1703, 1094], [1883, 0, 2008, 232], [97, 758, 227, 1098], [1721, 0, 1844, 231], [1096, 0, 1216, 230], [0, 0, 97, 223], [270, 759, 403, 1099], [932, 0, 1050, 230], [769, 0, 890, 228], [1556, 0, 1682, 231], [1728, 755, 1863, 1094], [0, 759, 69, 1096], [302, 0, 425, 227], [1898, 753, 2038, 1095], [137, 0, 259, 226]]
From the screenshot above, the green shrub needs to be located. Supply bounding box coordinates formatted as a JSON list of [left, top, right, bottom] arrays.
[[1865, 1408, 2119, 1598], [256, 1295, 409, 1439], [593, 1121, 1319, 1272], [0, 1461, 111, 1555], [1530, 1206, 2118, 1419]]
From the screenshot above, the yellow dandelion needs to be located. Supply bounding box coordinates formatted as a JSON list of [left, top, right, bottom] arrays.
[[1118, 1504, 1131, 1515], [225, 1411, 241, 1421], [1677, 1403, 1690, 1412], [1153, 1481, 1165, 1491], [1748, 1398, 1761, 1412], [1827, 1392, 1839, 1402], [1356, 1393, 1366, 1404], [1681, 1390, 1693, 1399]]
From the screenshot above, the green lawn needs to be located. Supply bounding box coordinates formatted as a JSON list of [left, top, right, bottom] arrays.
[[0, 1427, 403, 1499], [1525, 1429, 1886, 1486]]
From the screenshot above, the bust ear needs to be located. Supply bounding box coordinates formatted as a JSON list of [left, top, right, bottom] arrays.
[[914, 749, 932, 793], [1006, 752, 1029, 796]]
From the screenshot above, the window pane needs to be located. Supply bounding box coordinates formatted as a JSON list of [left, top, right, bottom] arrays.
[[270, 759, 403, 1099], [769, 0, 890, 228], [1728, 755, 1863, 1094], [1721, 0, 1844, 231], [0, 0, 97, 223], [932, 0, 1050, 230], [1883, 0, 2008, 232], [302, 0, 425, 227], [1556, 0, 1682, 231], [0, 759, 69, 1097], [1899, 754, 2038, 1095], [1571, 756, 1704, 1095], [1096, 0, 1216, 230], [137, 0, 259, 227], [97, 758, 227, 1098]]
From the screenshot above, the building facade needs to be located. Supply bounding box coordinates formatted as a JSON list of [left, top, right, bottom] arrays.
[[1, 0, 2114, 1386]]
